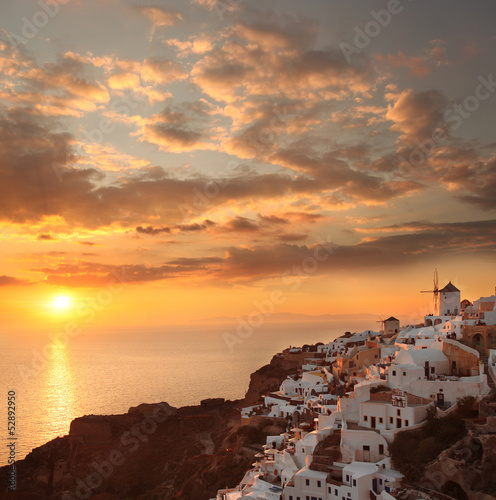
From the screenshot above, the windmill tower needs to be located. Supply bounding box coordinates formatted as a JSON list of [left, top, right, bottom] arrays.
[[378, 316, 400, 335], [439, 282, 461, 316], [421, 269, 440, 315], [377, 317, 386, 333]]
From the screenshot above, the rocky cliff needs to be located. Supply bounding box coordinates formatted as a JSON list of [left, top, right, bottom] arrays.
[[0, 356, 292, 500]]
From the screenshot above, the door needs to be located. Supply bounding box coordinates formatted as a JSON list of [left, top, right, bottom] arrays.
[[372, 478, 378, 493], [363, 445, 370, 462], [371, 416, 376, 429], [396, 418, 401, 428]]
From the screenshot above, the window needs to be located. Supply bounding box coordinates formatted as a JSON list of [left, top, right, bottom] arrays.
[[306, 479, 310, 486], [335, 489, 338, 496], [392, 370, 396, 376], [389, 417, 393, 424], [328, 487, 331, 494], [364, 415, 368, 421], [379, 444, 384, 454], [380, 479, 383, 485], [402, 372, 406, 376], [396, 409, 401, 416], [405, 419, 409, 426], [353, 479, 357, 486], [290, 497, 293, 500], [379, 417, 383, 424], [431, 367, 435, 374], [346, 474, 350, 482], [317, 480, 321, 488]]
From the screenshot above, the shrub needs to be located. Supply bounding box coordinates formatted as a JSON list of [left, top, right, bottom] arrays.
[[370, 384, 391, 394], [390, 410, 467, 482]]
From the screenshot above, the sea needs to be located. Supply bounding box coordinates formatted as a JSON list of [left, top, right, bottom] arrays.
[[0, 317, 375, 466]]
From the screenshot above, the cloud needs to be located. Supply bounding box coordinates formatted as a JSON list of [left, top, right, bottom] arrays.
[[28, 219, 496, 287], [258, 214, 290, 225], [37, 233, 56, 241], [223, 216, 260, 232], [386, 89, 449, 146], [37, 259, 223, 287], [137, 101, 213, 152], [21, 53, 109, 109], [461, 41, 482, 59], [375, 40, 450, 77], [77, 241, 101, 247], [0, 275, 25, 286], [191, 17, 374, 103], [136, 220, 215, 235], [136, 6, 183, 39], [0, 107, 326, 227], [77, 143, 150, 172]]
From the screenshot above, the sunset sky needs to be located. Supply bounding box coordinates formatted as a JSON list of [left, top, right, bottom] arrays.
[[1, 0, 495, 332]]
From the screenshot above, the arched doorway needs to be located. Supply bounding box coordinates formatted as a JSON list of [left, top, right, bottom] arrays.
[[472, 333, 485, 354]]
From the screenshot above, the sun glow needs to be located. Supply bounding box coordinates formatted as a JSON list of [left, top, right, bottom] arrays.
[[53, 295, 71, 310]]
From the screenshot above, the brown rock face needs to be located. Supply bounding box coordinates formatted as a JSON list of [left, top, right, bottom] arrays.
[[0, 350, 308, 500], [69, 417, 113, 449], [243, 354, 296, 406], [0, 401, 284, 500]]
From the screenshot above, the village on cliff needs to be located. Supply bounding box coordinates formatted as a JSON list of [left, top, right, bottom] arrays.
[[213, 281, 496, 500]]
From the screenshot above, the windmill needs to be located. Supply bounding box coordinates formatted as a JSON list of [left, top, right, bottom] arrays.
[[377, 317, 386, 333], [421, 269, 439, 314]]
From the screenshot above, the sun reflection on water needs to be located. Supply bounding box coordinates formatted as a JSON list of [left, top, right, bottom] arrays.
[[41, 338, 81, 438]]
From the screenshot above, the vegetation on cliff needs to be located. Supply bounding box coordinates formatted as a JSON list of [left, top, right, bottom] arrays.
[[390, 397, 476, 482]]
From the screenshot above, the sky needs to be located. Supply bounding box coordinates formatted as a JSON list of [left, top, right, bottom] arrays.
[[0, 0, 495, 333]]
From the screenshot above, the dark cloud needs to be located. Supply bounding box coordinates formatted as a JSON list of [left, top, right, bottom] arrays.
[[30, 219, 496, 287], [277, 233, 308, 242], [139, 101, 212, 152], [258, 214, 290, 225], [136, 220, 215, 235], [77, 241, 101, 247], [387, 89, 449, 146], [0, 107, 324, 227], [37, 233, 56, 241], [38, 259, 222, 287], [0, 275, 25, 286], [224, 216, 260, 232], [192, 17, 375, 103]]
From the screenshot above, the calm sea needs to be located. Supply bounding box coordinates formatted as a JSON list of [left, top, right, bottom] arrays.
[[0, 318, 374, 465]]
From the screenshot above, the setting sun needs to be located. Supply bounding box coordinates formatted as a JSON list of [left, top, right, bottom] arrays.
[[53, 296, 71, 310]]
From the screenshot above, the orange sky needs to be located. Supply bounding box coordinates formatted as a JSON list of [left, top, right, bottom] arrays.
[[0, 0, 495, 334]]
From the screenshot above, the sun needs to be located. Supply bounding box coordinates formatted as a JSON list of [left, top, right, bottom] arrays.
[[52, 295, 71, 310]]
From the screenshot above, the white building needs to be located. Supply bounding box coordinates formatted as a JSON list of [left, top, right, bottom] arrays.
[[283, 460, 402, 500], [438, 281, 461, 316]]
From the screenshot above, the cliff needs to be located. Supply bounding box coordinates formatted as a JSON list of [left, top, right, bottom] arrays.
[[391, 396, 496, 500], [0, 356, 293, 500], [243, 353, 295, 406]]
